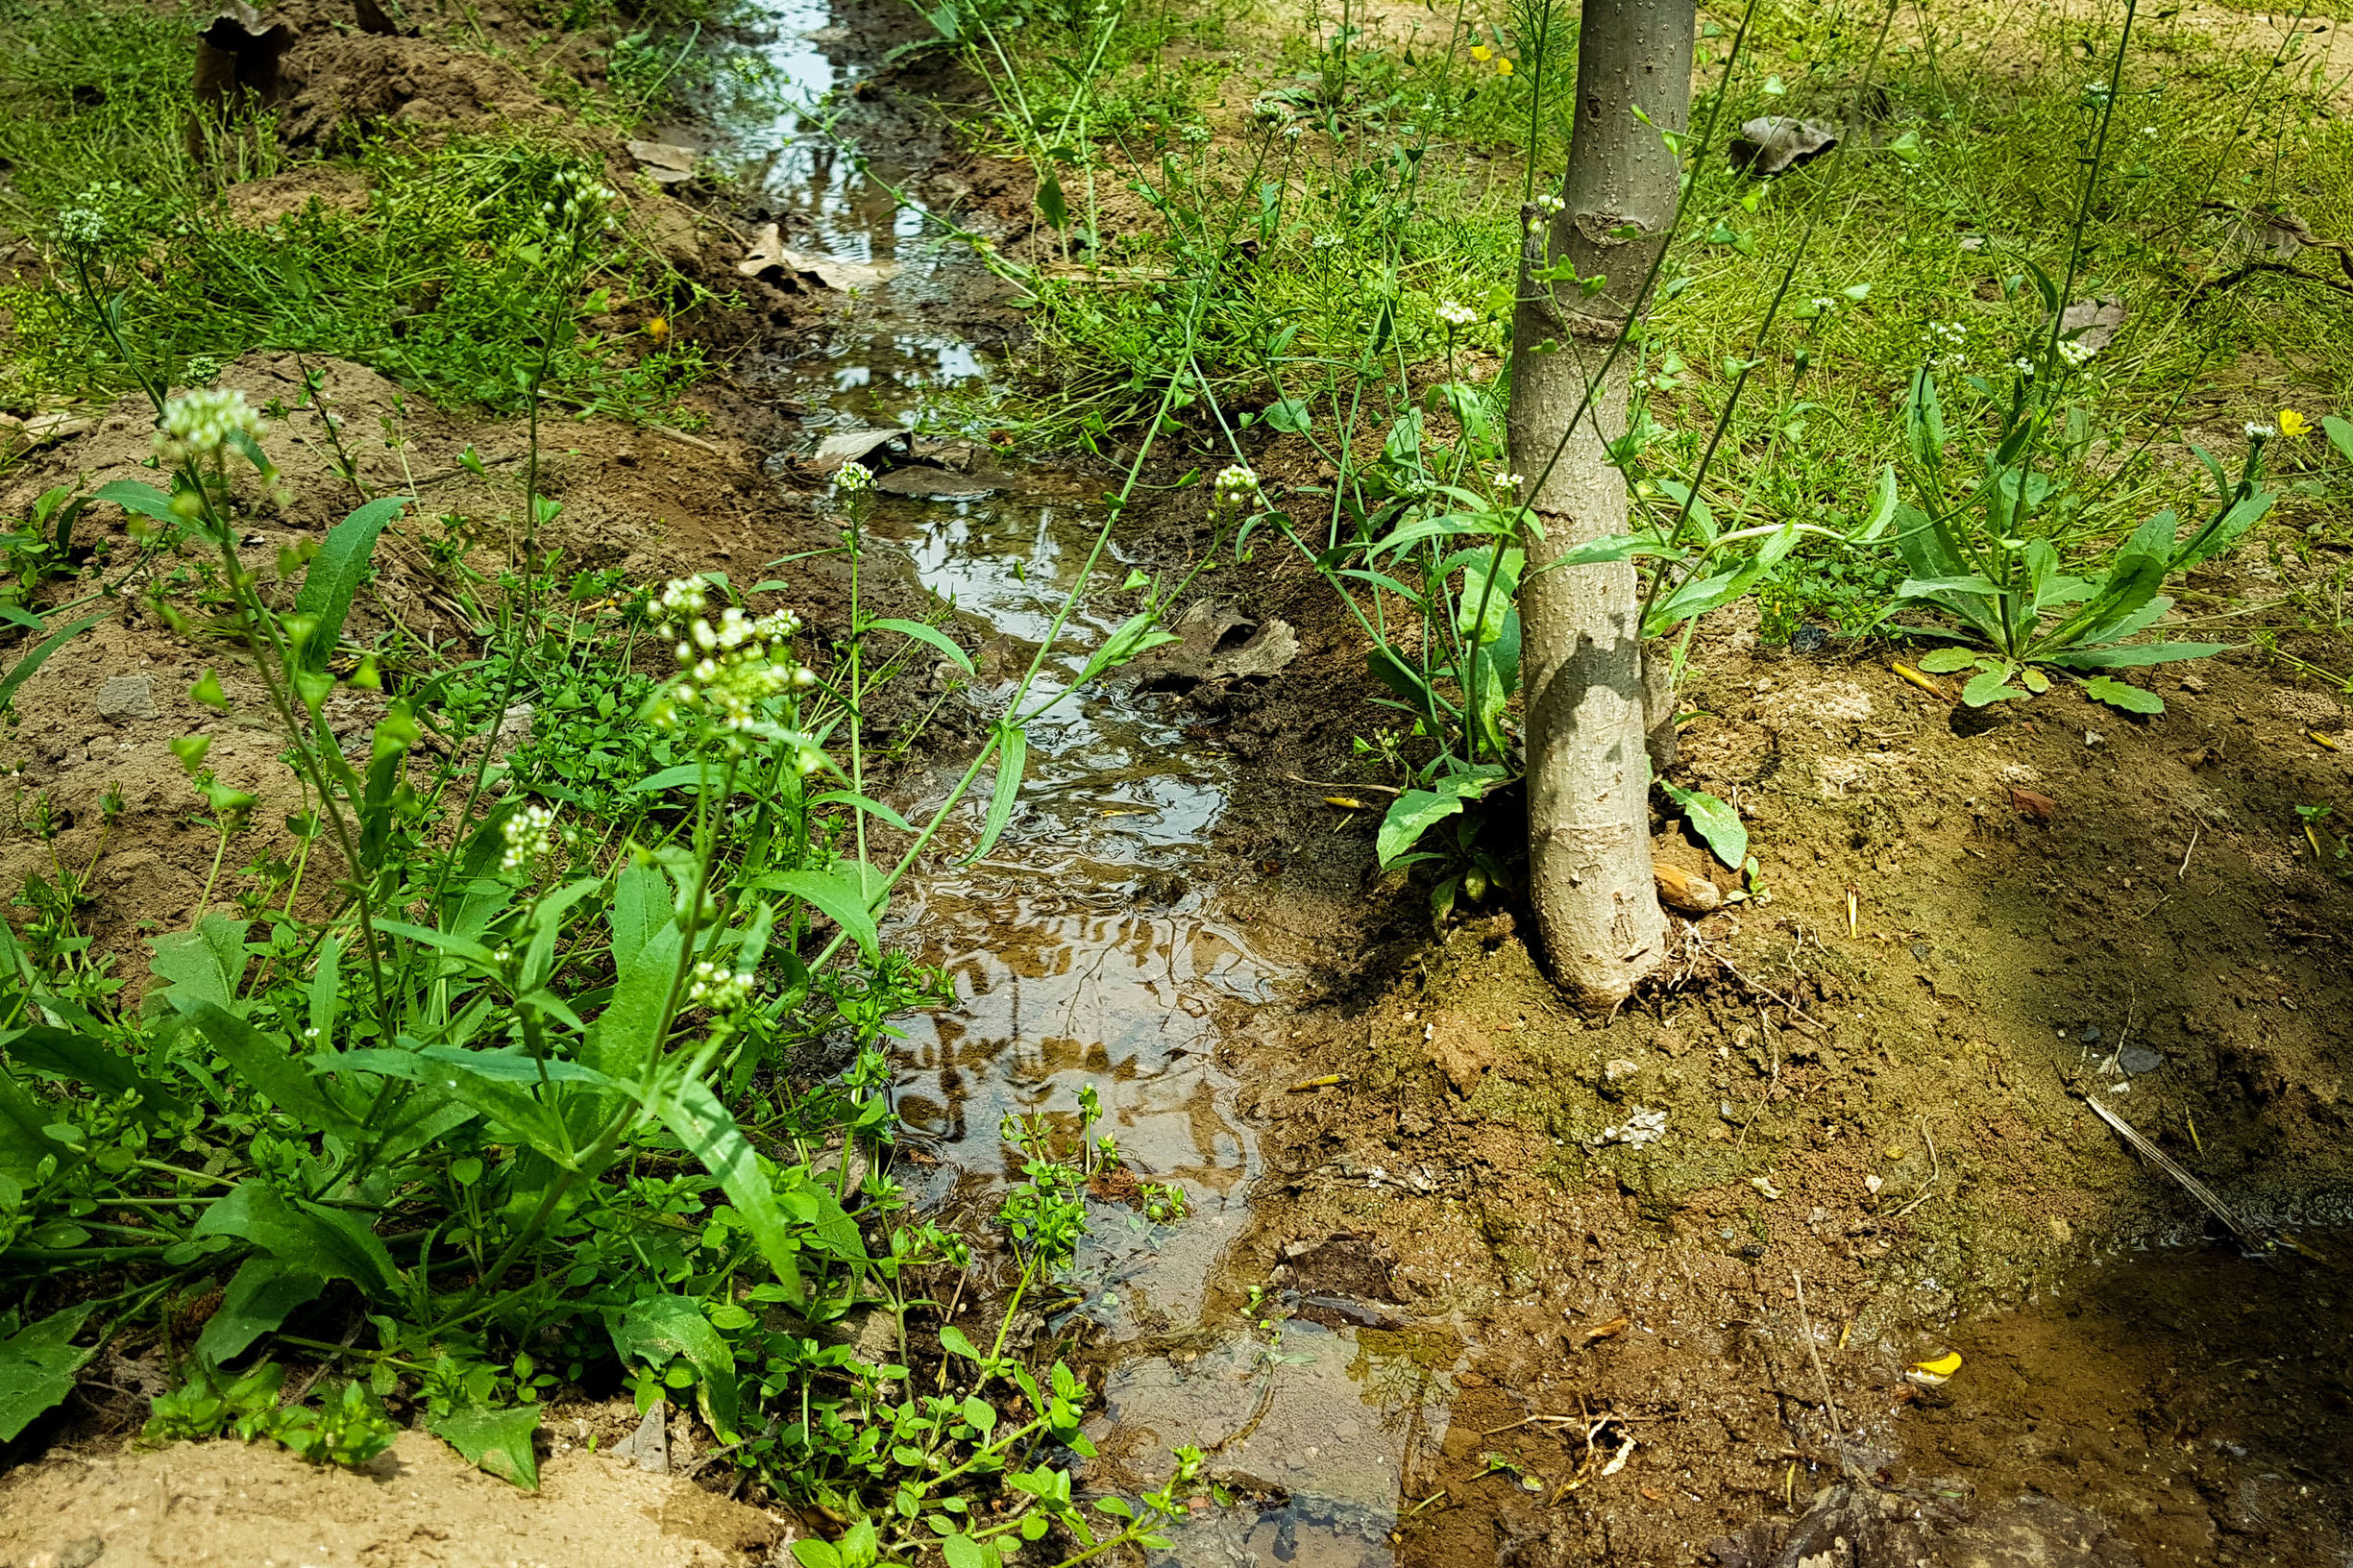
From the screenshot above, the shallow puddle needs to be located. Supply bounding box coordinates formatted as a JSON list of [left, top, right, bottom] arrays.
[[698, 2, 1435, 1549]]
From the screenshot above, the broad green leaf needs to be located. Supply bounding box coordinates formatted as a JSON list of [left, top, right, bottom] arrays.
[[1960, 666, 2025, 706], [610, 857, 672, 977], [942, 1534, 987, 1568], [292, 497, 409, 669], [0, 614, 105, 715], [192, 1182, 400, 1298], [432, 1404, 542, 1489], [1035, 170, 1067, 230], [757, 868, 879, 965], [1264, 397, 1311, 434], [790, 1544, 845, 1568], [1658, 780, 1748, 871], [1914, 647, 1980, 674], [968, 723, 1026, 864], [188, 1003, 358, 1137], [3, 1025, 182, 1119], [2084, 676, 2163, 714], [93, 478, 180, 526], [1376, 789, 1464, 870], [654, 1077, 810, 1310], [961, 1396, 996, 1435], [2042, 640, 2227, 670], [2323, 414, 2353, 466], [0, 1068, 68, 1179], [611, 1298, 739, 1436], [196, 1256, 326, 1365], [0, 1303, 93, 1441], [869, 618, 972, 674], [579, 919, 681, 1083], [938, 1324, 985, 1362]]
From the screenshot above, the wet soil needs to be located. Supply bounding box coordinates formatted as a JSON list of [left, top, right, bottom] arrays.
[[6, 0, 2353, 1565]]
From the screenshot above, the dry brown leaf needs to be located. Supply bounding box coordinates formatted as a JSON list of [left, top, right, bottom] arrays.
[[2006, 786, 2056, 824], [1654, 862, 1723, 914]]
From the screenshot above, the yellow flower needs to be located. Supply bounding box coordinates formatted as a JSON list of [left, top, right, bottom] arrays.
[[647, 316, 671, 346], [1468, 43, 1491, 61], [2279, 407, 2310, 439], [1497, 57, 1514, 75]]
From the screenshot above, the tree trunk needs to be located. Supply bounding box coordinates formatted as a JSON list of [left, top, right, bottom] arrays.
[[1507, 0, 1693, 1009]]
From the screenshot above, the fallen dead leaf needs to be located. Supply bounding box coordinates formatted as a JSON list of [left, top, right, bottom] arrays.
[[1654, 862, 1722, 914], [737, 221, 899, 292], [2005, 786, 2056, 824], [1577, 1314, 1631, 1347]]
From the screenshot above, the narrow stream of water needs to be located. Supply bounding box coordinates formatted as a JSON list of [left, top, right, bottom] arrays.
[[677, 7, 1449, 1560]]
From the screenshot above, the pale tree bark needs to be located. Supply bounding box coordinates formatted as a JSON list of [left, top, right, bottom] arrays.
[[1507, 0, 1693, 1008]]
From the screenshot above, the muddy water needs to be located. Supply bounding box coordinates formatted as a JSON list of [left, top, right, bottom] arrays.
[[691, 6, 1455, 1560]]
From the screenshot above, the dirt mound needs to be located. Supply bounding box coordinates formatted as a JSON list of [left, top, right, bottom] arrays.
[[278, 35, 553, 149], [0, 1428, 788, 1567]]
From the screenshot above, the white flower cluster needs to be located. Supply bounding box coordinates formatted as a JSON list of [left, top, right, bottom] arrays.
[[540, 164, 618, 237], [1491, 470, 1525, 496], [1181, 123, 1212, 144], [2056, 338, 2097, 369], [835, 460, 874, 493], [1212, 463, 1262, 518], [153, 388, 269, 467], [2245, 422, 2276, 440], [686, 958, 754, 1011], [501, 801, 564, 873], [1310, 233, 1341, 250], [1922, 318, 1968, 367], [56, 182, 135, 251], [1435, 299, 1479, 330], [1282, 123, 1305, 140], [651, 576, 814, 733]]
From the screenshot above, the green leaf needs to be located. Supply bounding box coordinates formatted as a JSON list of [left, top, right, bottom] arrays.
[[654, 1077, 811, 1310], [1035, 170, 1067, 230], [292, 497, 409, 670], [0, 1304, 93, 1441], [1914, 647, 1980, 674], [0, 1068, 69, 1179], [1959, 666, 2025, 706], [2084, 676, 2163, 714], [943, 1534, 988, 1568], [1264, 397, 1312, 434], [432, 1404, 542, 1489], [611, 1298, 739, 1437], [579, 919, 681, 1083], [3, 1025, 182, 1119], [93, 478, 181, 526], [187, 1003, 359, 1138], [2323, 414, 2353, 466], [1658, 780, 1749, 870], [806, 791, 915, 832], [196, 1256, 327, 1365], [0, 613, 105, 715], [938, 1324, 985, 1362], [149, 915, 252, 1017], [610, 858, 672, 978], [1376, 789, 1465, 870], [192, 1181, 400, 1298], [969, 722, 1026, 864], [1073, 611, 1183, 688], [791, 1544, 845, 1568], [2042, 640, 2227, 670], [868, 618, 972, 674], [962, 1395, 996, 1434], [756, 868, 880, 965]]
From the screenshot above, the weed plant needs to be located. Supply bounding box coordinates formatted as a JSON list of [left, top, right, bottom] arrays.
[[0, 149, 1207, 1568]]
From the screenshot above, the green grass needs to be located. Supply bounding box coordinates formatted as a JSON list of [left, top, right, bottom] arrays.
[[960, 0, 2353, 628], [0, 0, 719, 420]]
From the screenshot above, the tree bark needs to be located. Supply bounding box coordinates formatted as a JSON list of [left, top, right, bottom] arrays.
[[1507, 0, 1693, 1009]]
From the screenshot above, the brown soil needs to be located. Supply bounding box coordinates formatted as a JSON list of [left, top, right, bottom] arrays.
[[0, 1424, 790, 1567], [1161, 487, 2353, 1564]]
